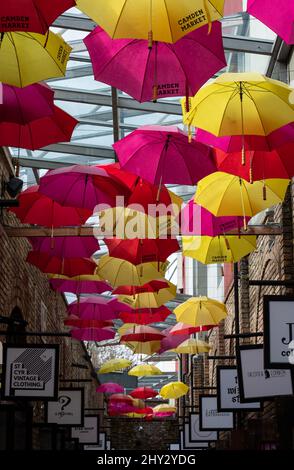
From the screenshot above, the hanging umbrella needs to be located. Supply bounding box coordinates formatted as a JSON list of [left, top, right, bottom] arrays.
[[117, 281, 176, 309], [96, 255, 165, 287], [159, 381, 189, 399], [109, 394, 133, 404], [98, 358, 132, 374], [128, 364, 162, 377], [182, 234, 257, 264], [118, 323, 138, 337], [213, 144, 294, 183], [84, 23, 226, 103], [50, 275, 111, 295], [0, 105, 78, 150], [96, 382, 124, 394], [0, 82, 54, 123], [99, 163, 139, 191], [26, 252, 96, 277], [104, 238, 179, 265], [179, 199, 249, 237], [130, 387, 158, 400], [108, 402, 135, 416], [29, 236, 99, 259], [113, 280, 169, 296], [153, 404, 176, 413], [71, 327, 115, 342], [173, 338, 212, 354], [64, 318, 113, 329], [195, 172, 290, 224], [9, 185, 91, 227], [0, 0, 75, 33], [159, 330, 190, 354], [67, 297, 127, 320], [76, 0, 224, 43], [119, 306, 171, 325], [123, 341, 161, 355], [174, 296, 227, 327], [115, 125, 215, 186], [120, 325, 165, 343], [169, 322, 215, 336], [247, 0, 294, 45], [39, 164, 130, 210], [0, 31, 71, 87]]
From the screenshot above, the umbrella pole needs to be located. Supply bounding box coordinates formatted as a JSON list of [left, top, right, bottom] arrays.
[[152, 42, 158, 103], [203, 0, 212, 34], [239, 178, 248, 231], [148, 0, 153, 49], [239, 82, 246, 166]]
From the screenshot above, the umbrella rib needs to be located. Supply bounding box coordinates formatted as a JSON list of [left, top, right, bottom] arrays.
[[244, 87, 269, 136], [163, 0, 174, 43], [217, 87, 240, 134], [112, 0, 128, 38], [6, 33, 23, 87], [139, 46, 155, 103]]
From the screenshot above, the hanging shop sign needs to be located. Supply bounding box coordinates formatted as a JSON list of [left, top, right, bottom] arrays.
[[46, 388, 84, 426], [237, 344, 294, 402], [189, 413, 218, 442], [181, 425, 209, 450], [217, 366, 262, 411], [71, 415, 99, 445], [199, 395, 234, 431], [264, 295, 294, 369], [83, 432, 106, 451], [1, 344, 59, 400]]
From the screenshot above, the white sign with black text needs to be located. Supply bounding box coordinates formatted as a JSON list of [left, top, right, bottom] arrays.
[[217, 366, 261, 411], [199, 395, 234, 431], [46, 388, 84, 426], [71, 416, 99, 445]]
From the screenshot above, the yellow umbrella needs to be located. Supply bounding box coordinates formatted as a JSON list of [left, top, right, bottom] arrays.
[[173, 338, 212, 354], [0, 31, 72, 87], [128, 363, 162, 376], [124, 412, 146, 418], [118, 323, 139, 337], [153, 404, 176, 413], [182, 72, 294, 145], [132, 398, 145, 408], [159, 381, 189, 399], [182, 234, 257, 264], [96, 255, 165, 287], [118, 281, 177, 309], [98, 358, 132, 374], [123, 340, 161, 355], [76, 0, 224, 44], [174, 296, 227, 326], [195, 172, 289, 227]]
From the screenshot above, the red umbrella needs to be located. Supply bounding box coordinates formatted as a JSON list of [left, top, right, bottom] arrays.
[[109, 394, 133, 404], [169, 322, 216, 336], [119, 306, 171, 325], [26, 251, 96, 276], [64, 318, 113, 329], [130, 387, 158, 400], [67, 297, 127, 320], [29, 236, 99, 259], [120, 325, 165, 343], [104, 238, 179, 264], [99, 163, 138, 191], [71, 327, 115, 342], [50, 277, 111, 295], [113, 280, 169, 296], [0, 105, 77, 150], [126, 178, 176, 213], [214, 144, 294, 182], [10, 185, 91, 226], [0, 0, 75, 34]]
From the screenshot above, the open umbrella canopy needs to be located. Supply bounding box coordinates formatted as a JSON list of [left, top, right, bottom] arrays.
[[169, 322, 215, 336], [9, 185, 91, 227], [85, 23, 226, 103], [247, 0, 294, 45], [104, 237, 179, 265], [0, 82, 54, 123], [0, 0, 75, 33], [96, 382, 124, 394], [153, 404, 176, 413], [50, 275, 111, 295], [39, 164, 130, 210], [115, 125, 216, 186], [76, 0, 224, 43], [98, 358, 132, 374], [124, 341, 161, 355], [159, 381, 189, 399], [0, 31, 72, 87], [96, 255, 165, 287], [195, 172, 290, 218], [117, 281, 176, 309], [120, 325, 165, 343], [71, 327, 115, 342], [174, 296, 227, 326], [67, 297, 126, 320], [159, 330, 190, 354], [109, 394, 133, 404], [128, 364, 162, 377], [173, 338, 212, 354], [29, 236, 99, 259], [130, 387, 158, 400], [182, 234, 257, 264], [119, 306, 171, 325], [0, 105, 78, 150], [99, 163, 139, 191], [26, 252, 96, 277], [113, 280, 169, 296], [64, 318, 113, 329]]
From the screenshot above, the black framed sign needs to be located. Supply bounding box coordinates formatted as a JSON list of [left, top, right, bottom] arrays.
[[264, 295, 294, 369], [84, 432, 106, 450], [180, 426, 209, 450], [217, 366, 262, 411], [71, 415, 99, 445], [199, 395, 234, 431], [46, 388, 84, 426], [1, 344, 59, 400], [189, 413, 218, 442], [237, 344, 294, 402]]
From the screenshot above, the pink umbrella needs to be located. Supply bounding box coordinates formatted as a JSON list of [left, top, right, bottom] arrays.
[[0, 83, 54, 123], [71, 327, 115, 341], [84, 23, 226, 103], [169, 322, 216, 336], [195, 124, 294, 152], [67, 297, 129, 320], [159, 327, 189, 354], [50, 277, 111, 295], [179, 199, 249, 237], [247, 0, 294, 45], [96, 383, 124, 394], [29, 236, 99, 258], [114, 125, 216, 185], [39, 164, 130, 210]]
